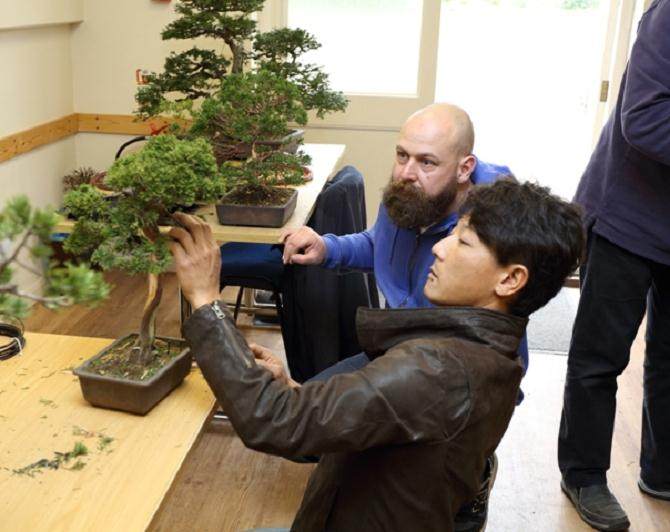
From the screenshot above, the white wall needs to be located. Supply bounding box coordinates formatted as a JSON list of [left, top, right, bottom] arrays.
[[0, 23, 78, 293]]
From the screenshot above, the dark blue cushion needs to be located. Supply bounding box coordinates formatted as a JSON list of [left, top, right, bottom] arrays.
[[219, 242, 284, 283]]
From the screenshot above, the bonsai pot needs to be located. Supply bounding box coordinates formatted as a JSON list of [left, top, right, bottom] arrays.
[[216, 188, 298, 228], [73, 334, 192, 415], [213, 129, 304, 164]]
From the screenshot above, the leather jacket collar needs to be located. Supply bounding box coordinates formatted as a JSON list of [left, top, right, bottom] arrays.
[[356, 306, 527, 360]]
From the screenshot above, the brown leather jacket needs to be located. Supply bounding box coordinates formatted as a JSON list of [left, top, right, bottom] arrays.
[[183, 303, 526, 532]]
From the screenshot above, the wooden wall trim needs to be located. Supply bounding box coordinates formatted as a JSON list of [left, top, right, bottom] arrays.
[[0, 114, 79, 164], [0, 113, 181, 164], [77, 113, 176, 136]]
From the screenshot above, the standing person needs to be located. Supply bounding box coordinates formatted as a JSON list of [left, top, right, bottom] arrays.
[[558, 1, 670, 530], [281, 102, 529, 530]]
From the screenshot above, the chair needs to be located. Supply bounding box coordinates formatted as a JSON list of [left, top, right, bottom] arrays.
[[218, 242, 284, 323], [218, 165, 366, 325]]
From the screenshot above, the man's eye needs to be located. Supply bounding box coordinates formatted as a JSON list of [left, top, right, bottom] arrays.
[[396, 152, 408, 162], [422, 160, 436, 167], [458, 238, 469, 246]]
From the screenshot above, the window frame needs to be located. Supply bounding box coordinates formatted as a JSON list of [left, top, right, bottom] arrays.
[[258, 0, 441, 131]]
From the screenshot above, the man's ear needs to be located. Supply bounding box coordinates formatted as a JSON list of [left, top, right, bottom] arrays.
[[495, 264, 529, 299], [457, 155, 477, 184]]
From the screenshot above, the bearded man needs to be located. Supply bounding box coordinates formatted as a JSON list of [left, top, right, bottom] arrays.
[[280, 102, 529, 531]]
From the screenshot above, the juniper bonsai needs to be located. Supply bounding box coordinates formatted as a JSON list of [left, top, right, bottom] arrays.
[[0, 196, 109, 318], [136, 0, 346, 123], [136, 0, 263, 118], [64, 135, 223, 366], [188, 69, 310, 201]]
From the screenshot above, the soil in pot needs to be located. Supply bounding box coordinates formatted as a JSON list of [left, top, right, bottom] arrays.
[[74, 334, 191, 415], [87, 335, 183, 381]]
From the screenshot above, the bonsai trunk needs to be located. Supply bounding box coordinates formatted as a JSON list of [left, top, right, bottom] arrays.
[[131, 272, 163, 366]]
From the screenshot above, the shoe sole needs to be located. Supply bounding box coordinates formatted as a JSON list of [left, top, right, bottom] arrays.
[[560, 481, 630, 531], [638, 478, 670, 501]]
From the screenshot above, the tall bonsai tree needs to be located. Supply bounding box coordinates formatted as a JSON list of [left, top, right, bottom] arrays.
[[0, 196, 109, 318], [136, 0, 264, 118], [63, 135, 223, 365], [136, 0, 346, 123]]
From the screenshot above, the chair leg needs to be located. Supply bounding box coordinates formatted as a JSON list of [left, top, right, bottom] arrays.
[[273, 290, 283, 323], [233, 286, 244, 323]]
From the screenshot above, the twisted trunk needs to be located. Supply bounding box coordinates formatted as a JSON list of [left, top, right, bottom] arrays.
[[130, 272, 163, 366], [130, 222, 164, 366]]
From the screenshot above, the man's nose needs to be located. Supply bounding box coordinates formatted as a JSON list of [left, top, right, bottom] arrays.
[[398, 159, 419, 182]]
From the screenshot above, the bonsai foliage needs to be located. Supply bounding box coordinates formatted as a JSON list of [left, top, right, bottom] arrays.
[[0, 196, 109, 318], [62, 167, 99, 192], [253, 28, 347, 118], [136, 0, 264, 118], [64, 135, 223, 365], [190, 69, 310, 198], [136, 0, 346, 122]]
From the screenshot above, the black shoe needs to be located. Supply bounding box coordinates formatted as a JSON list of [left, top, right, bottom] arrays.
[[454, 453, 498, 532], [638, 478, 670, 501], [561, 480, 630, 531]]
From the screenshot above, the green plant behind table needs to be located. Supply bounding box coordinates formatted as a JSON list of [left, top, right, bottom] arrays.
[[135, 0, 347, 123], [63, 135, 223, 366], [0, 196, 109, 319]]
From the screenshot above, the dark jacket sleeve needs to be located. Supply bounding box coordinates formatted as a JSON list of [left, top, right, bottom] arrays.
[[620, 0, 670, 165], [183, 303, 470, 458]]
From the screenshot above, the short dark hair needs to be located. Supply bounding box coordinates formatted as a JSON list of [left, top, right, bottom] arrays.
[[459, 178, 585, 317]]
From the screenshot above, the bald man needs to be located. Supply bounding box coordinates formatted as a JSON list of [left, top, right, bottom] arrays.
[[280, 103, 528, 531]]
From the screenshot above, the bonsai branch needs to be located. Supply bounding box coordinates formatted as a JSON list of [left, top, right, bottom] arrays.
[[0, 284, 71, 307], [0, 230, 33, 274], [14, 258, 43, 278]]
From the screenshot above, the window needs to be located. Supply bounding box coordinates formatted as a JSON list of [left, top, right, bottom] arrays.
[[287, 0, 423, 96]]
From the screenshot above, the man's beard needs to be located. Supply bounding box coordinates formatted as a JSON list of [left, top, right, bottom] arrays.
[[382, 176, 458, 230]]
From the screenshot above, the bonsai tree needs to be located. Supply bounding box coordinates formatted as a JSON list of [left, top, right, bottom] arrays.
[[136, 0, 263, 119], [136, 0, 347, 123], [64, 135, 223, 366], [0, 196, 108, 318], [188, 69, 309, 203], [62, 167, 99, 193]]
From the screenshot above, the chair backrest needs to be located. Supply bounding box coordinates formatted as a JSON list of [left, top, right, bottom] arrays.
[[308, 165, 367, 236], [282, 165, 379, 381]]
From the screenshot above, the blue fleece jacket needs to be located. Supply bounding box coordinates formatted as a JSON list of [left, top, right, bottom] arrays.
[[322, 159, 529, 371]]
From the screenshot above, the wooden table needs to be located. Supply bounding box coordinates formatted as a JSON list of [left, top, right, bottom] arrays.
[[53, 143, 346, 245], [0, 332, 215, 532]]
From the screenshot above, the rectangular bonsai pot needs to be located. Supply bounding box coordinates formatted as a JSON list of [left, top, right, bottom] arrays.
[[73, 334, 192, 415], [216, 188, 298, 228]]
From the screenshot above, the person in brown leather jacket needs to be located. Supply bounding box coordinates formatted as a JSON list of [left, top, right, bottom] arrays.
[[169, 179, 584, 532]]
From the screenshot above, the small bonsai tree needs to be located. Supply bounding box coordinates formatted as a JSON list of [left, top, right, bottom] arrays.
[[62, 167, 99, 193], [189, 69, 309, 202], [64, 135, 223, 366], [0, 196, 109, 318], [136, 0, 346, 123]]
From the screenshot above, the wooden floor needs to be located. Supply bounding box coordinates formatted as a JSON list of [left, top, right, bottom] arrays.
[[25, 271, 670, 531]]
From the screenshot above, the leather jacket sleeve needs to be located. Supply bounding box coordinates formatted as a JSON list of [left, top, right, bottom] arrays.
[[183, 302, 470, 458]]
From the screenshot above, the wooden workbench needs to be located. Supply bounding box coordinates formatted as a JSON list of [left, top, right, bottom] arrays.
[[0, 332, 215, 532]]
